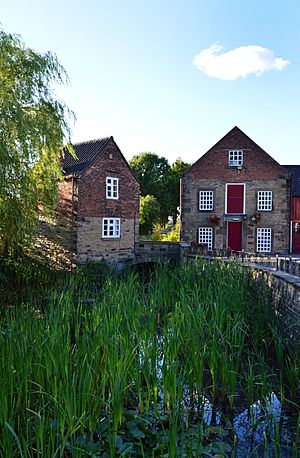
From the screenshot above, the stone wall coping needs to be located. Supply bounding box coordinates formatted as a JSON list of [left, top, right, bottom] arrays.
[[137, 240, 183, 246], [245, 261, 300, 289]]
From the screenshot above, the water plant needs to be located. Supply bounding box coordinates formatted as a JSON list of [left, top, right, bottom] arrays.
[[0, 257, 299, 456]]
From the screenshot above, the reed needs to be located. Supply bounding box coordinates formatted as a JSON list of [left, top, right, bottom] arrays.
[[0, 257, 299, 456]]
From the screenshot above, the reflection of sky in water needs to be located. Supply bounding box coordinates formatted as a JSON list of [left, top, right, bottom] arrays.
[[139, 338, 298, 455], [201, 392, 297, 457]]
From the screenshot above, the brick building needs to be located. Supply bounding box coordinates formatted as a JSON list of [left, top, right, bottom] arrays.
[[283, 165, 300, 253], [38, 136, 140, 266], [180, 126, 293, 254]]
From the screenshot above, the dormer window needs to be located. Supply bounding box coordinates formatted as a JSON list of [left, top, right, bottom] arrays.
[[229, 150, 243, 167], [106, 177, 119, 199]]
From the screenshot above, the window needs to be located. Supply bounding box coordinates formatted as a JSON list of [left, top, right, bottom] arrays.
[[198, 227, 213, 251], [102, 218, 120, 238], [106, 177, 119, 199], [229, 150, 243, 167], [257, 228, 272, 252], [257, 191, 272, 211], [199, 190, 214, 210]]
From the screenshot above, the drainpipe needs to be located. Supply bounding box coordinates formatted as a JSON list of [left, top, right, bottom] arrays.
[[71, 176, 76, 268]]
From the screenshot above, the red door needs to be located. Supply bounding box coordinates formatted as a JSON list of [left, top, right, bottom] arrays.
[[292, 222, 300, 253], [228, 222, 242, 251], [227, 184, 244, 214]]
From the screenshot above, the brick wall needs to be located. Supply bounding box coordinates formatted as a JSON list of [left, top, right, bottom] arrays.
[[186, 127, 290, 181], [78, 139, 140, 220]]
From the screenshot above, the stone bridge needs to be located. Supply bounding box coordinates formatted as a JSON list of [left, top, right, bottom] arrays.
[[135, 240, 190, 264]]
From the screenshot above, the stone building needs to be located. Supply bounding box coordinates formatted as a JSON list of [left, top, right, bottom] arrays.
[[38, 136, 140, 266], [180, 126, 292, 254]]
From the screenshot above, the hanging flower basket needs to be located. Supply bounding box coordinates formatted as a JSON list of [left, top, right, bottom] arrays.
[[250, 212, 261, 223], [209, 213, 221, 225]]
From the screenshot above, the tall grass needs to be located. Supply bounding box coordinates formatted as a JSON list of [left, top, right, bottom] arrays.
[[0, 257, 299, 456]]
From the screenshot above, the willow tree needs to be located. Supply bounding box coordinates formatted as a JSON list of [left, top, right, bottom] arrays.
[[0, 28, 74, 255]]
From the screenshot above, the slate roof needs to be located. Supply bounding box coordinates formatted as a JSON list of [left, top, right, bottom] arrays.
[[283, 165, 300, 196], [62, 137, 111, 176]]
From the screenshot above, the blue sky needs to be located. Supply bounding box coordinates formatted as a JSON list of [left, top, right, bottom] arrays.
[[2, 0, 300, 165]]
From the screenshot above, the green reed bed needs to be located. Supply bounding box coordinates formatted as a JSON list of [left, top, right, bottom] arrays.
[[0, 258, 299, 457]]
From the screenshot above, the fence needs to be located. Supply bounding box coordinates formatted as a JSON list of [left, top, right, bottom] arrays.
[[187, 244, 300, 278]]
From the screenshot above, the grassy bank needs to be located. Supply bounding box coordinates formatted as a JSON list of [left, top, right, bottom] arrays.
[[0, 259, 299, 456]]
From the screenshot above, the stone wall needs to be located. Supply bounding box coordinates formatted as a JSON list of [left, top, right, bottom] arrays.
[[136, 241, 189, 263], [181, 178, 291, 253], [77, 217, 138, 263], [247, 263, 300, 342]]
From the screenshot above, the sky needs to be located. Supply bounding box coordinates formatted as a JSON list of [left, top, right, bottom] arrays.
[[1, 0, 300, 165]]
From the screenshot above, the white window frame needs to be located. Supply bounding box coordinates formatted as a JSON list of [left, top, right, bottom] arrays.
[[106, 177, 119, 200], [229, 150, 243, 167], [199, 190, 214, 211], [102, 218, 120, 238], [225, 183, 246, 215], [257, 191, 272, 211], [256, 228, 272, 253], [198, 227, 213, 251]]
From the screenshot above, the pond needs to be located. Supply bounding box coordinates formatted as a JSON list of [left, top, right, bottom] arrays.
[[0, 259, 299, 456]]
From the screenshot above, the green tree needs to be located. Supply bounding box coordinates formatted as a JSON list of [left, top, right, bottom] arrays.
[[140, 195, 161, 235], [130, 153, 190, 226], [129, 152, 171, 225], [0, 28, 74, 255], [168, 158, 191, 223]]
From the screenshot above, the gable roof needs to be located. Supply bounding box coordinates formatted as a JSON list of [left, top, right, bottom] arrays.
[[62, 137, 111, 176], [283, 165, 300, 196], [183, 126, 289, 177]]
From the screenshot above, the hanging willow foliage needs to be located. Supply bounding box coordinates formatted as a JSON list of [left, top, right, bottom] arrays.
[[0, 28, 75, 254]]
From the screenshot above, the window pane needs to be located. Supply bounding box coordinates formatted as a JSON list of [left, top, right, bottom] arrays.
[[257, 228, 272, 252], [199, 190, 213, 210], [198, 227, 213, 251], [257, 191, 272, 211], [106, 177, 119, 199], [229, 150, 243, 166], [103, 218, 120, 238]]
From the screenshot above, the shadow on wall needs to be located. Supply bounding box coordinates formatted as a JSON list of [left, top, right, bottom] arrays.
[[31, 215, 75, 270]]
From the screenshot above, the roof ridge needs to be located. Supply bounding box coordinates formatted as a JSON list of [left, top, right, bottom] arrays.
[[72, 136, 112, 147]]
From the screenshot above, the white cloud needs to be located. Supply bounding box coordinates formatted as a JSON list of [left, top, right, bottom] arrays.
[[193, 44, 290, 80]]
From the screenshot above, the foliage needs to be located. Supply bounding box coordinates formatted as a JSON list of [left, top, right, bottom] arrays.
[[0, 28, 74, 254], [130, 153, 190, 226], [163, 221, 180, 241], [168, 158, 190, 223], [149, 221, 181, 241], [0, 260, 299, 456], [139, 194, 161, 234], [130, 152, 170, 224]]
